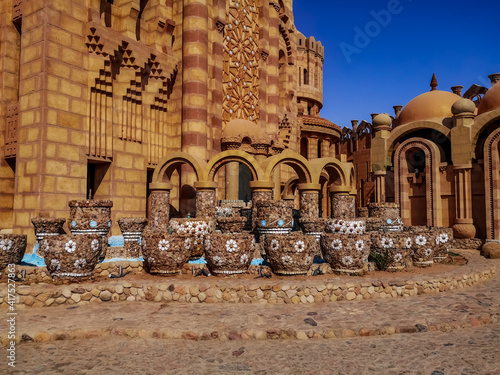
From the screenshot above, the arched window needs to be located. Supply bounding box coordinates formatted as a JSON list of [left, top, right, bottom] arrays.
[[303, 69, 308, 85]]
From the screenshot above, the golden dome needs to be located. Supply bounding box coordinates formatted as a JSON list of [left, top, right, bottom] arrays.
[[372, 113, 392, 127], [477, 82, 500, 115], [222, 119, 269, 144], [396, 90, 460, 126]]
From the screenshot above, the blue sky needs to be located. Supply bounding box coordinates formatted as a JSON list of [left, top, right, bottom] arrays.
[[293, 0, 500, 128]]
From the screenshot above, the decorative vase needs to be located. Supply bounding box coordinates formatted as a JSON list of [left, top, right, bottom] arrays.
[[263, 233, 317, 275], [320, 233, 371, 274], [117, 217, 148, 258], [325, 219, 366, 234], [0, 234, 27, 274], [256, 201, 293, 236], [169, 218, 215, 259], [141, 230, 191, 275], [410, 231, 437, 267], [68, 200, 113, 235], [370, 232, 410, 271], [204, 232, 254, 275], [432, 227, 453, 262], [42, 234, 103, 277], [31, 217, 66, 257], [216, 216, 248, 233]]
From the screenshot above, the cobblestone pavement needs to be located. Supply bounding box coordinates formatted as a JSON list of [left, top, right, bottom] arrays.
[[3, 261, 499, 343], [6, 324, 500, 375]]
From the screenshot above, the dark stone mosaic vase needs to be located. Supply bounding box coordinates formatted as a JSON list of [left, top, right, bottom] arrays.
[[0, 234, 27, 274], [320, 233, 371, 274], [141, 230, 192, 275], [263, 233, 317, 275], [204, 232, 254, 275]]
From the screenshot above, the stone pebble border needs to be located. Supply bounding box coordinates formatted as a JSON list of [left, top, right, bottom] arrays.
[[0, 251, 495, 310]]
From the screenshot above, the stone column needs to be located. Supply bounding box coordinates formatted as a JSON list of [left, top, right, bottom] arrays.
[[194, 181, 217, 219], [249, 181, 274, 229], [297, 183, 321, 220], [225, 162, 239, 200], [329, 186, 355, 219], [374, 171, 386, 203], [452, 166, 476, 239], [149, 182, 173, 231]]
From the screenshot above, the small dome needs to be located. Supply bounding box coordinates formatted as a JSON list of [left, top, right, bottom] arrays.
[[372, 113, 392, 127], [451, 98, 475, 115], [477, 82, 500, 115], [222, 119, 269, 144], [396, 90, 459, 126]]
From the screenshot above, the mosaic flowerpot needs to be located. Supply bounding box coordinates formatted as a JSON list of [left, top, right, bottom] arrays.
[[69, 200, 113, 235], [204, 233, 254, 275], [141, 231, 191, 275], [431, 227, 453, 262], [299, 218, 325, 234], [367, 203, 400, 219], [31, 217, 66, 242], [320, 233, 371, 274], [325, 219, 366, 235], [42, 234, 103, 278], [256, 201, 293, 230], [169, 219, 215, 259], [411, 231, 437, 267], [216, 216, 248, 233], [118, 217, 148, 258], [370, 232, 410, 271], [263, 233, 317, 275], [0, 234, 27, 274]]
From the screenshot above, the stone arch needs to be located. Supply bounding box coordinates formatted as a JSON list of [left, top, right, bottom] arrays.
[[263, 151, 313, 184], [309, 157, 348, 186], [204, 150, 264, 182], [152, 151, 206, 184], [282, 176, 299, 197], [394, 137, 441, 227], [484, 126, 500, 239], [385, 121, 451, 166], [470, 109, 500, 157]]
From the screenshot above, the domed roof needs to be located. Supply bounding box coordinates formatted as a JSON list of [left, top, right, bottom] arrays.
[[222, 119, 269, 144], [396, 90, 460, 126], [372, 113, 392, 127], [477, 82, 500, 115]]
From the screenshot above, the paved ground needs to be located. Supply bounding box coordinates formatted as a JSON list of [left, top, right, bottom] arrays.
[[1, 258, 499, 374], [5, 324, 500, 375]]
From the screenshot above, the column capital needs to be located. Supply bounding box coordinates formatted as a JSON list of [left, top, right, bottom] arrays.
[[373, 171, 387, 176], [329, 185, 350, 195], [297, 183, 321, 192], [194, 181, 218, 190], [249, 181, 275, 191], [149, 182, 173, 191], [453, 164, 472, 171]]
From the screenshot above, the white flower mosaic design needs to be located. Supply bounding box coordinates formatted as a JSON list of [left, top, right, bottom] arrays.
[[205, 239, 211, 251], [425, 248, 433, 257], [158, 239, 170, 251], [184, 238, 192, 250], [50, 259, 61, 271], [213, 255, 223, 266], [281, 255, 293, 264], [438, 233, 449, 244], [271, 239, 280, 251], [91, 239, 100, 251], [74, 259, 86, 269], [355, 240, 364, 252], [394, 253, 403, 262], [0, 239, 13, 251], [226, 239, 238, 252], [65, 240, 76, 253], [331, 239, 342, 250], [294, 241, 305, 253], [147, 257, 156, 264], [381, 238, 394, 249], [415, 235, 427, 246], [405, 237, 412, 249], [240, 253, 249, 264], [342, 256, 354, 266]]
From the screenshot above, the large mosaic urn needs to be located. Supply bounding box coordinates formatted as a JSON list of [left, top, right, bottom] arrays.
[[68, 200, 113, 235], [0, 234, 27, 274], [31, 217, 66, 241], [169, 218, 215, 259], [263, 233, 317, 275], [320, 233, 371, 274], [431, 227, 453, 262], [117, 217, 148, 258], [409, 230, 437, 267], [325, 219, 366, 234], [141, 230, 192, 275], [42, 234, 103, 277], [256, 201, 293, 236], [204, 233, 254, 275], [370, 232, 410, 271]]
